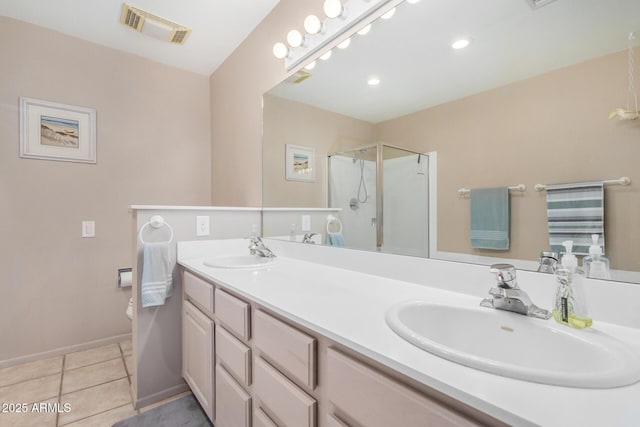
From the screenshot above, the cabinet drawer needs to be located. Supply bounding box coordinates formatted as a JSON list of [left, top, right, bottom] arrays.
[[254, 356, 316, 427], [254, 408, 278, 427], [215, 364, 251, 427], [184, 271, 214, 316], [254, 310, 316, 389], [216, 325, 251, 386], [215, 289, 250, 340], [327, 349, 479, 427]]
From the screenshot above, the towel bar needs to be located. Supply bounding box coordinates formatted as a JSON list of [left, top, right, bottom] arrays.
[[535, 177, 631, 192], [458, 184, 525, 196]]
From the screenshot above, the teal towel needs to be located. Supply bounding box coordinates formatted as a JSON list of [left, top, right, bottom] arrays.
[[470, 187, 510, 250], [327, 232, 345, 247]]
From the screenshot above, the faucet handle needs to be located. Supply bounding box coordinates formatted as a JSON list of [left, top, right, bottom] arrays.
[[489, 263, 517, 289]]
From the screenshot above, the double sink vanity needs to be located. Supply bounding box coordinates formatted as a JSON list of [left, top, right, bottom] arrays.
[[177, 238, 640, 427]]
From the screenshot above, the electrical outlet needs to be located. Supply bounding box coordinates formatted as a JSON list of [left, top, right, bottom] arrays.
[[196, 216, 210, 236], [82, 221, 95, 238]]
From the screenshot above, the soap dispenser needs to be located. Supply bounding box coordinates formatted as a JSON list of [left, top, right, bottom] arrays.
[[289, 223, 296, 242], [553, 241, 592, 329], [583, 234, 611, 280]]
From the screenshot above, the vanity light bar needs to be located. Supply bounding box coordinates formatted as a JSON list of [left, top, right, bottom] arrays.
[[278, 0, 403, 71]]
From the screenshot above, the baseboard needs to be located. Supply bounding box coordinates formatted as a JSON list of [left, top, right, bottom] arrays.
[[134, 382, 190, 410], [0, 333, 132, 369]]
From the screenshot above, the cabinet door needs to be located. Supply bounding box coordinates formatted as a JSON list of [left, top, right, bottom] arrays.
[[183, 300, 215, 421]]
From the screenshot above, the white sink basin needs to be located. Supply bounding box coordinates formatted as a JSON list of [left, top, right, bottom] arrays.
[[386, 301, 640, 388], [203, 255, 277, 269]]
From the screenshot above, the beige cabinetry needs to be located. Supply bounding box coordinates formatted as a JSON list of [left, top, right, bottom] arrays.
[[182, 300, 214, 420], [182, 268, 502, 427]]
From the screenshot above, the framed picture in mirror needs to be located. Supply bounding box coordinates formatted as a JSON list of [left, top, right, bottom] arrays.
[[285, 144, 315, 182]]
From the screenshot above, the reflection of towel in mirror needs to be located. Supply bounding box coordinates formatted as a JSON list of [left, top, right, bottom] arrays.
[[470, 187, 510, 250], [141, 241, 173, 308], [546, 181, 604, 255], [327, 232, 345, 247]]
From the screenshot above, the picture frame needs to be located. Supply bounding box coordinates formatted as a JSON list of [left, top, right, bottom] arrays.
[[285, 144, 315, 182], [20, 97, 97, 164]]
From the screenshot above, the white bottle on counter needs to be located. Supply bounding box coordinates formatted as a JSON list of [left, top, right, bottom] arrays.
[[583, 234, 611, 280]]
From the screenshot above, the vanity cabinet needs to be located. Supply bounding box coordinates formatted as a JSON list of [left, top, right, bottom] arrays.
[[182, 268, 502, 427], [182, 300, 214, 421]]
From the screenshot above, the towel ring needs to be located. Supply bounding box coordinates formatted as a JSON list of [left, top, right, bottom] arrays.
[[139, 215, 174, 244], [326, 214, 343, 234]]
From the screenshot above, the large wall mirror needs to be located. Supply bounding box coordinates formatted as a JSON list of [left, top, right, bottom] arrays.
[[262, 0, 640, 283]]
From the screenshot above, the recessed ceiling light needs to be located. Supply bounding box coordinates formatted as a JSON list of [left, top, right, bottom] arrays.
[[452, 39, 471, 49], [368, 77, 380, 86], [320, 50, 332, 61], [357, 24, 372, 36], [381, 8, 396, 20]]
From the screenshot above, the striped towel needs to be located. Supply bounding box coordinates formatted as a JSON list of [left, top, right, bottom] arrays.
[[546, 181, 604, 255]]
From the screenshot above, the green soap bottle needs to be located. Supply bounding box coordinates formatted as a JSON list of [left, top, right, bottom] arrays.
[[552, 241, 592, 329]]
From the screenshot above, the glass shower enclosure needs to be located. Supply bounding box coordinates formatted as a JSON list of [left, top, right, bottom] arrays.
[[328, 143, 430, 257]]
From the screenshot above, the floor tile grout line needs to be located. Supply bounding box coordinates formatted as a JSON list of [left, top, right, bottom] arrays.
[[61, 374, 129, 397], [64, 356, 126, 375], [56, 354, 65, 427], [0, 359, 64, 389], [56, 402, 133, 427]]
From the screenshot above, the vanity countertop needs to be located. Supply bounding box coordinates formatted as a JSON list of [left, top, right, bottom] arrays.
[[178, 239, 640, 427]]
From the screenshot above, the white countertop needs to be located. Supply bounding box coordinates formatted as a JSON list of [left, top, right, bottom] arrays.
[[178, 239, 640, 427]]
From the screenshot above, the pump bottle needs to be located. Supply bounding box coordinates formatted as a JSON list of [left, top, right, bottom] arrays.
[[553, 241, 592, 329], [583, 234, 611, 280]]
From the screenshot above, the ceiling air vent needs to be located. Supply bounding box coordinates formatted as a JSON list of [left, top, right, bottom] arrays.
[[120, 3, 192, 45], [525, 0, 558, 9]]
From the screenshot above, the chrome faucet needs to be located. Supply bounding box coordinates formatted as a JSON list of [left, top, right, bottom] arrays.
[[302, 233, 317, 244], [480, 264, 551, 319], [248, 236, 276, 258], [537, 251, 558, 273]]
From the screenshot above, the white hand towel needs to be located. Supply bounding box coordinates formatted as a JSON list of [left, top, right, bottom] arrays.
[[141, 241, 173, 308]]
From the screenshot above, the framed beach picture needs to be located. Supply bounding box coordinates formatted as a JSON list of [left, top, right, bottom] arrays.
[[285, 144, 315, 182], [20, 97, 96, 164]]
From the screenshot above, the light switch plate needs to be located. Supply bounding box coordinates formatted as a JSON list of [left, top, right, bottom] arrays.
[[82, 221, 95, 238], [301, 215, 311, 231], [196, 216, 210, 236]]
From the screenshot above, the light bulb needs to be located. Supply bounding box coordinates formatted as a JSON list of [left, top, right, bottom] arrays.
[[452, 39, 470, 49], [381, 8, 395, 19], [406, 0, 420, 3], [357, 24, 371, 36], [337, 38, 351, 49], [368, 77, 380, 86], [287, 30, 303, 48], [304, 61, 316, 70], [320, 50, 332, 61], [272, 42, 288, 59], [304, 15, 322, 34], [323, 0, 343, 19]]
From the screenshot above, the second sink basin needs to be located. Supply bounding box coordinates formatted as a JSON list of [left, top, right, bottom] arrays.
[[203, 255, 277, 269], [386, 301, 640, 388]]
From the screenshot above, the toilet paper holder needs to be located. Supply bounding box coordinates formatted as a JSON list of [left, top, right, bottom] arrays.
[[118, 268, 133, 288]]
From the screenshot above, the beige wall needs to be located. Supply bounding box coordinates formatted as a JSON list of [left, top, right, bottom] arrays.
[[263, 94, 374, 207], [209, 0, 321, 207], [375, 50, 640, 270], [0, 17, 211, 363]]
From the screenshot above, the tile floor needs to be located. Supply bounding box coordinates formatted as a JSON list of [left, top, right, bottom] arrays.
[[0, 341, 190, 427]]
